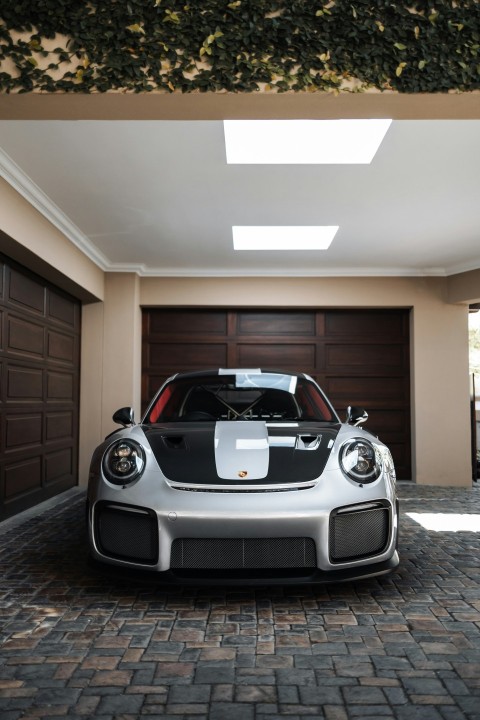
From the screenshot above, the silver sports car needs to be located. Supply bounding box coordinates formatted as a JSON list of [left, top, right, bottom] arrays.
[[87, 369, 399, 583]]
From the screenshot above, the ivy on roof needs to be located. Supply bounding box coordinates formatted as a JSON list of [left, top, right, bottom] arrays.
[[0, 0, 479, 94]]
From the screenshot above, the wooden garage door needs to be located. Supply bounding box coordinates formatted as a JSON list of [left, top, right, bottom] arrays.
[[142, 309, 411, 479], [0, 256, 80, 521]]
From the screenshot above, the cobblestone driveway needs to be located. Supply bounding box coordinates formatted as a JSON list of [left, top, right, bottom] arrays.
[[0, 484, 480, 720]]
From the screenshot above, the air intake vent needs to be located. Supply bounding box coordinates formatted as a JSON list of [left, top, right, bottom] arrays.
[[95, 502, 158, 564], [329, 502, 390, 563], [171, 537, 316, 570]]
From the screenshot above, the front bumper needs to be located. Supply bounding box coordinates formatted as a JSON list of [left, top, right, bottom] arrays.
[[87, 485, 399, 583]]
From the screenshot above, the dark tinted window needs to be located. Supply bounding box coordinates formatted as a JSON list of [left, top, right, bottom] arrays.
[[146, 374, 336, 423]]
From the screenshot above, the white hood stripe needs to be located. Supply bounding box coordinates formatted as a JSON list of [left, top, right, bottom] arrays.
[[214, 421, 269, 480]]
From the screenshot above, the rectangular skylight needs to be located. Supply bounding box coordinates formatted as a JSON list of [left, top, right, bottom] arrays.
[[224, 119, 392, 164], [233, 226, 338, 251]]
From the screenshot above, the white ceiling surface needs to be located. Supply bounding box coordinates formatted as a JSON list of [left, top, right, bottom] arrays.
[[0, 119, 479, 277]]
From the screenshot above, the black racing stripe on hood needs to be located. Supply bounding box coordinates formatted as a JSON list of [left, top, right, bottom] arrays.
[[142, 423, 341, 485]]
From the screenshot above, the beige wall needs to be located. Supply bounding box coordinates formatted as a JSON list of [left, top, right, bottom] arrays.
[[80, 301, 104, 484], [102, 273, 142, 432], [448, 269, 480, 305]]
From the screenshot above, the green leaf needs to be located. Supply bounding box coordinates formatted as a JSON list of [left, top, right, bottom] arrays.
[[126, 23, 145, 34], [1, 0, 479, 95]]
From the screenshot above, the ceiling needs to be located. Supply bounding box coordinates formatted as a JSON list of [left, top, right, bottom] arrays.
[[1, 119, 480, 277]]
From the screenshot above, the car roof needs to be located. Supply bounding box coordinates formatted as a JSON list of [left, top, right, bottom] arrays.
[[169, 369, 308, 381]]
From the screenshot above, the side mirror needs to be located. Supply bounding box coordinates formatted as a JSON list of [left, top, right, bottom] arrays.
[[346, 405, 368, 427], [112, 407, 135, 427]]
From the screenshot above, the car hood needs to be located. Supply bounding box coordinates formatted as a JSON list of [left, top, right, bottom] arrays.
[[142, 421, 341, 486]]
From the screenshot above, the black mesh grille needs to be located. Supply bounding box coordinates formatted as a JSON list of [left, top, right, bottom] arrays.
[[329, 505, 389, 562], [95, 503, 158, 564], [170, 537, 316, 569]]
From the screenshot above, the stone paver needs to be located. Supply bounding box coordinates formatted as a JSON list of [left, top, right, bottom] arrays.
[[0, 483, 480, 718]]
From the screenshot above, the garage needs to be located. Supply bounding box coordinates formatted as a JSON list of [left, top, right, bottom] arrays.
[[0, 255, 80, 520], [142, 308, 411, 479]]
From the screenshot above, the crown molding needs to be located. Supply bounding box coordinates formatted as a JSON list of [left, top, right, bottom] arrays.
[[0, 147, 110, 270], [112, 264, 447, 278]]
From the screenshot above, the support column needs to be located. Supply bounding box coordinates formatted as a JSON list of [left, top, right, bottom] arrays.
[[411, 295, 471, 486], [101, 273, 142, 439]]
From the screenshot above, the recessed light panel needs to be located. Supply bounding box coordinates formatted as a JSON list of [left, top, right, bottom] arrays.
[[224, 119, 392, 164], [233, 226, 338, 251]]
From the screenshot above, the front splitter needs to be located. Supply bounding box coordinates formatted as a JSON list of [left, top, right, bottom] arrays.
[[88, 551, 399, 586]]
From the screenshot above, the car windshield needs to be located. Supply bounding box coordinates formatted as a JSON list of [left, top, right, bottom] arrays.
[[145, 373, 336, 423]]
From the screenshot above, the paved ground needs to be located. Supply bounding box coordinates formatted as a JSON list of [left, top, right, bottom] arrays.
[[0, 483, 480, 720]]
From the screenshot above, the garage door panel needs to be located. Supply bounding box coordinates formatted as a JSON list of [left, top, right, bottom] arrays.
[[1, 256, 80, 520], [237, 311, 315, 336], [47, 329, 76, 364], [6, 414, 42, 450], [47, 371, 75, 401], [360, 409, 409, 434], [9, 269, 45, 315], [326, 376, 407, 401], [142, 308, 411, 479], [7, 315, 44, 358], [47, 290, 78, 327], [237, 343, 315, 368], [7, 366, 43, 401], [325, 311, 408, 337], [148, 310, 228, 336], [4, 456, 42, 500], [46, 412, 73, 441], [149, 342, 228, 368], [326, 344, 407, 372], [45, 448, 73, 486]]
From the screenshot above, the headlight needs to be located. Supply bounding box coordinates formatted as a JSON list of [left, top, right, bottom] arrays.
[[339, 438, 382, 484], [102, 440, 146, 486]]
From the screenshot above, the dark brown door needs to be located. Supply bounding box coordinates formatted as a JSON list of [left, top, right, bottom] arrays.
[[0, 256, 81, 521], [142, 308, 411, 479]]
